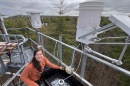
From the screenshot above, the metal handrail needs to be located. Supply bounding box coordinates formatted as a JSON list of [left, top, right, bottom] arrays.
[[27, 27, 130, 85], [29, 38, 130, 76], [2, 52, 31, 86], [0, 34, 28, 46], [2, 27, 130, 86], [27, 28, 130, 75]]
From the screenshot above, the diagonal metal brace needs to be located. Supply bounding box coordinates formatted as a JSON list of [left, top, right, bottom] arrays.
[[78, 23, 115, 39]]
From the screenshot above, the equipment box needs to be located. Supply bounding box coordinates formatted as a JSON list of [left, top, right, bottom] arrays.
[[42, 68, 84, 86]]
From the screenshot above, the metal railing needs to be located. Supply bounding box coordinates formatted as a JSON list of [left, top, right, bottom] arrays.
[[2, 27, 130, 86], [0, 34, 28, 86], [0, 34, 28, 45], [27, 27, 130, 85]]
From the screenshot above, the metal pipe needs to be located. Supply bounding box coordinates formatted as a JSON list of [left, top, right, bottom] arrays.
[[87, 54, 130, 76], [0, 18, 10, 42], [102, 36, 128, 39], [119, 44, 128, 62], [58, 34, 62, 64], [40, 34, 44, 48], [27, 27, 86, 51], [97, 26, 117, 34], [5, 72, 21, 76], [0, 56, 6, 72], [95, 36, 128, 42], [20, 45, 26, 64], [2, 52, 31, 86], [2, 63, 26, 86], [14, 35, 24, 63], [118, 37, 129, 61], [80, 44, 88, 79], [85, 47, 116, 62], [73, 72, 93, 86], [0, 34, 28, 46], [85, 47, 122, 65], [78, 23, 115, 39], [17, 35, 28, 46], [91, 43, 130, 45], [71, 48, 75, 67], [0, 18, 8, 35]]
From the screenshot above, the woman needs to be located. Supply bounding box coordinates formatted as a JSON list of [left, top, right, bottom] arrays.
[[20, 49, 63, 86]]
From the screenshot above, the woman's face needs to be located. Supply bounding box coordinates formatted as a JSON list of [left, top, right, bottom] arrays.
[[35, 51, 43, 62]]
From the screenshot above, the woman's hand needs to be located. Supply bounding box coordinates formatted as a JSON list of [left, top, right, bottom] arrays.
[[59, 66, 64, 70]]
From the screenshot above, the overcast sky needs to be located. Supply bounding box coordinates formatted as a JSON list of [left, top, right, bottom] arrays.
[[0, 0, 130, 16]]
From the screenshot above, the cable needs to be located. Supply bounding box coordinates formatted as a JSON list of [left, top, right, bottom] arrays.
[[63, 43, 83, 81], [70, 43, 80, 66], [64, 55, 82, 81]]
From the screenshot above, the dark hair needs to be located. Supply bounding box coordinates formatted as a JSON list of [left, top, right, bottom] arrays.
[[31, 49, 43, 72]]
